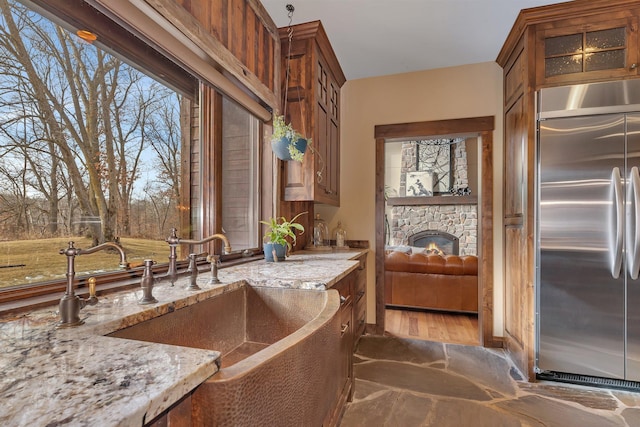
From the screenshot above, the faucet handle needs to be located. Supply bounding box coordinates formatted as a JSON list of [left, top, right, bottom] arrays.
[[138, 259, 159, 305], [207, 254, 221, 285], [186, 253, 202, 291], [86, 277, 98, 305]]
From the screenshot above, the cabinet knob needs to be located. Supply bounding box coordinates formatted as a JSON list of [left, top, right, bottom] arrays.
[[631, 63, 638, 70]]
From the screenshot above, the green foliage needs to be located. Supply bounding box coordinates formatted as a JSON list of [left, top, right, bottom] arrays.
[[260, 211, 307, 251], [271, 115, 311, 162]]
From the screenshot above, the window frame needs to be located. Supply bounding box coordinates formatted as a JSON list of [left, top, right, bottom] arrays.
[[0, 0, 266, 313]]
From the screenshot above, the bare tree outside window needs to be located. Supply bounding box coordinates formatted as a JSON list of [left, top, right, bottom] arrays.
[[0, 0, 184, 287]]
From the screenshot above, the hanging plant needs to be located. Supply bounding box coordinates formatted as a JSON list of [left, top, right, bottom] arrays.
[[271, 115, 311, 162], [271, 5, 312, 163]]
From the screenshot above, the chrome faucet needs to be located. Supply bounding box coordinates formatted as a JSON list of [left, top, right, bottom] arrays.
[[58, 241, 129, 327], [166, 228, 232, 286], [138, 259, 158, 305]]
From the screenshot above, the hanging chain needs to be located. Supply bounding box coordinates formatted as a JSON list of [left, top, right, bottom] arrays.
[[282, 4, 322, 181], [283, 4, 294, 119]]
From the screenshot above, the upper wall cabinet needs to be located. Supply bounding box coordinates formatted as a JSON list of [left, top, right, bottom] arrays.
[[535, 13, 639, 86], [279, 21, 346, 206]]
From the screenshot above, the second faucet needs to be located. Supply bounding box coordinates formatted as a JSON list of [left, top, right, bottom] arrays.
[[165, 229, 232, 287]]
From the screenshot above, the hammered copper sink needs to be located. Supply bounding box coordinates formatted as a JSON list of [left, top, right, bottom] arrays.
[[108, 284, 343, 426]]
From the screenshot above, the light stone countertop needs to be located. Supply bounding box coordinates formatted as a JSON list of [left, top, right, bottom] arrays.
[[0, 248, 367, 427]]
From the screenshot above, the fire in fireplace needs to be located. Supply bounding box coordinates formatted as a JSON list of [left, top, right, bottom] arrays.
[[425, 242, 445, 256], [408, 230, 459, 256]]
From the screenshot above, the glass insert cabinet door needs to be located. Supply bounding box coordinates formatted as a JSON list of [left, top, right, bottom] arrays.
[[536, 16, 639, 83]]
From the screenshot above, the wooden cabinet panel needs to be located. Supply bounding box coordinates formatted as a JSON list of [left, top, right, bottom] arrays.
[[316, 84, 330, 196], [325, 270, 355, 426], [504, 224, 530, 378], [339, 298, 352, 396], [280, 21, 345, 206], [353, 254, 367, 348], [504, 45, 525, 109], [504, 226, 524, 346], [504, 96, 526, 218], [176, 0, 278, 93]]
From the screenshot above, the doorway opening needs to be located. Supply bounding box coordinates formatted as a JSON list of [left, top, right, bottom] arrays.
[[374, 116, 498, 347]]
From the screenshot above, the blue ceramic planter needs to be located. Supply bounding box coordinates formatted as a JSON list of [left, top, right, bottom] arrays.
[[263, 242, 287, 262], [271, 136, 307, 161]]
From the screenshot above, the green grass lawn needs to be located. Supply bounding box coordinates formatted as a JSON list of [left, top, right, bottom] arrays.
[[0, 237, 169, 288]]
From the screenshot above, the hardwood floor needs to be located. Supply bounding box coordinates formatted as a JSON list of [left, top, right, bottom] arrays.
[[384, 308, 479, 346]]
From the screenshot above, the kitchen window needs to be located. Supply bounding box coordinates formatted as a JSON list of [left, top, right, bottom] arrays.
[[0, 0, 262, 306]]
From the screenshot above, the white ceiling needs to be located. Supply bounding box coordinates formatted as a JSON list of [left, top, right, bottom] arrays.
[[261, 0, 568, 80]]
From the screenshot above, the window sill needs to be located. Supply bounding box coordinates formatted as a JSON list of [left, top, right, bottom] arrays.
[[0, 255, 264, 317]]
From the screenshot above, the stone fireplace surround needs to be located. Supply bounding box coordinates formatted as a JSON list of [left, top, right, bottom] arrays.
[[389, 204, 477, 256], [388, 139, 477, 256]]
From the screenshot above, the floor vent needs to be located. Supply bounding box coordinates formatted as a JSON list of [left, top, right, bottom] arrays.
[[537, 371, 640, 391]]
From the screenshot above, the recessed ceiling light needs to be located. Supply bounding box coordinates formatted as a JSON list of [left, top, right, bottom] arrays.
[[76, 30, 97, 43]]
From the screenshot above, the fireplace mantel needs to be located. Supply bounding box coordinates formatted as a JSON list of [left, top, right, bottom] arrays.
[[387, 195, 477, 206]]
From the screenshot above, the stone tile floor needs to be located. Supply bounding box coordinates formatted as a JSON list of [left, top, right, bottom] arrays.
[[340, 336, 640, 426]]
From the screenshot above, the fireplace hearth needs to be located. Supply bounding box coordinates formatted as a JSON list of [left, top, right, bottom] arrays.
[[408, 230, 459, 256]]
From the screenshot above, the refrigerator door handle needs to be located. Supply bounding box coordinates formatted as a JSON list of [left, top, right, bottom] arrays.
[[612, 167, 623, 279], [629, 166, 640, 279]]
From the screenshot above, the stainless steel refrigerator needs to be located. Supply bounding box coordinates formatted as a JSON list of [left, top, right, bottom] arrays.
[[536, 79, 640, 386]]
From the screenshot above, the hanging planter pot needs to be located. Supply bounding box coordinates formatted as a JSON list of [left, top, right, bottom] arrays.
[[271, 136, 308, 161], [270, 115, 311, 162]]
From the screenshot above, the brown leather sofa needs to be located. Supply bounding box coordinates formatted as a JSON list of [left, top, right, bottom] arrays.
[[385, 251, 478, 313]]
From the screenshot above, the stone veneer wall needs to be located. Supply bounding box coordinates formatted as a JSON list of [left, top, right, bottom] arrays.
[[452, 140, 469, 192], [390, 204, 477, 256], [391, 139, 477, 256]]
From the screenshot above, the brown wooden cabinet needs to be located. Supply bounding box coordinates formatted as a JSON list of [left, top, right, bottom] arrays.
[[353, 254, 367, 349], [279, 21, 346, 206], [497, 0, 640, 380], [325, 270, 354, 426]]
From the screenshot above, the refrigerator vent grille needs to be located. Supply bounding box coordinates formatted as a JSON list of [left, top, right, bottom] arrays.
[[537, 372, 640, 391]]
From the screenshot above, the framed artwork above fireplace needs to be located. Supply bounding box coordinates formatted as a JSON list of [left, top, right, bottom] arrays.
[[417, 140, 455, 194], [406, 171, 434, 196]]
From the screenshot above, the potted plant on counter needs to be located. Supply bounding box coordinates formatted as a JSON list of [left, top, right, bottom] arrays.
[[260, 211, 306, 262], [270, 115, 310, 162]]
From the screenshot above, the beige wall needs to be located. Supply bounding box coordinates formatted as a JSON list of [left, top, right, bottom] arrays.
[[316, 61, 505, 337]]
